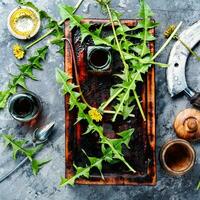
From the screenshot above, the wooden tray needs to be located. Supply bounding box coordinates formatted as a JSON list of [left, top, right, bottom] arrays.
[[64, 19, 156, 185]]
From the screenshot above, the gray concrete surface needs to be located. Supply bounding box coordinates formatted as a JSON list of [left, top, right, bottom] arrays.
[[0, 0, 200, 199]]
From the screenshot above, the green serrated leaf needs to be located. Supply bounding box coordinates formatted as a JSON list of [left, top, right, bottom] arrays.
[[0, 46, 48, 109], [83, 125, 95, 135], [31, 158, 51, 176], [122, 104, 135, 120], [51, 37, 65, 55], [31, 159, 39, 176], [59, 4, 109, 45], [1, 134, 49, 175], [60, 176, 75, 187], [138, 0, 155, 57], [0, 90, 11, 108], [132, 43, 150, 56], [139, 0, 154, 18], [26, 144, 44, 157], [19, 64, 37, 80], [116, 128, 134, 148], [37, 46, 49, 60], [56, 68, 71, 84], [1, 135, 31, 160], [16, 0, 39, 12], [13, 140, 27, 159], [16, 76, 27, 89]]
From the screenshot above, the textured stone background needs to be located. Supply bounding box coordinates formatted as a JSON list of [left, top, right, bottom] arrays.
[[0, 0, 200, 199]]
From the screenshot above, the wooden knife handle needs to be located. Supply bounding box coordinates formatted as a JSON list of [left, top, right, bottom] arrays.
[[190, 93, 200, 108]]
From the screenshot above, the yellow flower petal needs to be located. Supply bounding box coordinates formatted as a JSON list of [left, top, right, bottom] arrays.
[[164, 25, 176, 38], [12, 44, 25, 60], [88, 108, 102, 122]]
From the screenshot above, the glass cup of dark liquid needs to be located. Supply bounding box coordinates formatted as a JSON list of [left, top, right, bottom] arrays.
[[8, 91, 42, 122], [87, 46, 112, 72]]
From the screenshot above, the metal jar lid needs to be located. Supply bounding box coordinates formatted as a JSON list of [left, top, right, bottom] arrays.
[[7, 6, 41, 40]]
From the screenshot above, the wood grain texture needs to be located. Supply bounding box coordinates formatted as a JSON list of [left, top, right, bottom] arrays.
[[174, 108, 200, 141], [64, 19, 156, 185]]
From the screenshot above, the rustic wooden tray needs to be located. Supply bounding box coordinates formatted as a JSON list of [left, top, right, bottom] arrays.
[[64, 19, 156, 185]]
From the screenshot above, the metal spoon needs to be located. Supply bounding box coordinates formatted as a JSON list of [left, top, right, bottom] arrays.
[[0, 122, 55, 183]]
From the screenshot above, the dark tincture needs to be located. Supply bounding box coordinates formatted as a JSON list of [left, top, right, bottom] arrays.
[[87, 46, 112, 72], [9, 92, 42, 122], [89, 49, 109, 69], [13, 97, 33, 117]]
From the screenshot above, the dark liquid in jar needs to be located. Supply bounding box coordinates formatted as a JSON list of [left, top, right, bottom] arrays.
[[90, 49, 109, 68], [13, 97, 34, 117]]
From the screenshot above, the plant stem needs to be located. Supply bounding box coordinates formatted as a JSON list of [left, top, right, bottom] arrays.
[[175, 35, 200, 61], [101, 88, 123, 110], [65, 38, 93, 109], [26, 30, 52, 49], [152, 21, 182, 60], [102, 137, 136, 173], [112, 69, 144, 122], [197, 181, 200, 190], [103, 110, 135, 118], [133, 90, 146, 121], [25, 0, 85, 50], [106, 4, 129, 80]]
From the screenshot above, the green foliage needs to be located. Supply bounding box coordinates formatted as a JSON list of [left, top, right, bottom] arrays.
[[60, 128, 134, 186], [12, 0, 180, 187], [50, 26, 65, 55], [59, 4, 114, 45], [56, 0, 167, 186], [99, 0, 158, 121], [197, 181, 200, 190], [58, 3, 166, 122], [59, 128, 134, 186], [1, 134, 50, 175], [0, 46, 48, 109], [31, 159, 51, 175], [56, 68, 135, 186]]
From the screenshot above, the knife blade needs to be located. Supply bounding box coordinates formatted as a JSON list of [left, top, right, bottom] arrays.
[[167, 20, 200, 108]]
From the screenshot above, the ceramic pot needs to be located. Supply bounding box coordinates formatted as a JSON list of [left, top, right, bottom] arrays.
[[159, 139, 196, 176]]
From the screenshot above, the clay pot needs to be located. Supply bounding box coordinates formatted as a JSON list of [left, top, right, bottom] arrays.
[[159, 139, 196, 176], [173, 108, 200, 141]]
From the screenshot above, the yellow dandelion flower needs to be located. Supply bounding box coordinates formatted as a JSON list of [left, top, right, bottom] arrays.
[[12, 44, 25, 59], [164, 25, 176, 38], [88, 108, 102, 122]]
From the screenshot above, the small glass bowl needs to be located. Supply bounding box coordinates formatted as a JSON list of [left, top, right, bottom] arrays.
[[7, 6, 41, 40]]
